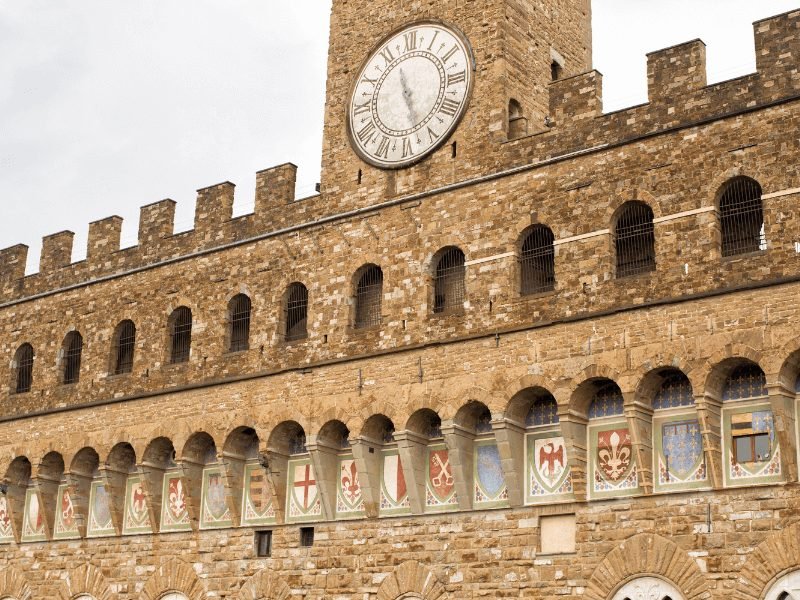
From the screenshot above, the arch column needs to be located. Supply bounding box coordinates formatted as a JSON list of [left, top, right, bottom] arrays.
[[137, 460, 165, 533], [767, 383, 798, 483], [625, 395, 654, 495], [98, 463, 128, 536], [441, 421, 475, 511], [219, 449, 246, 528], [694, 393, 723, 489], [262, 444, 289, 524], [558, 408, 588, 501], [175, 458, 201, 532], [394, 430, 428, 515], [306, 435, 339, 521], [491, 415, 526, 508], [63, 470, 93, 538], [350, 436, 383, 519]]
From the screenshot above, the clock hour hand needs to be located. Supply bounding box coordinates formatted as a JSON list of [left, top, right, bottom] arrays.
[[399, 67, 420, 128]]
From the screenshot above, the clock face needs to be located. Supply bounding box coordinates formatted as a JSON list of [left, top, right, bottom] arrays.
[[347, 21, 474, 169]]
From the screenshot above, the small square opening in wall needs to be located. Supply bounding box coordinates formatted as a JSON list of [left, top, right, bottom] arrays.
[[300, 526, 315, 547], [540, 514, 576, 555], [254, 530, 272, 557]]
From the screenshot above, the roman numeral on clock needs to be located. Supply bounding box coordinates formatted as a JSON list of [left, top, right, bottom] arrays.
[[376, 136, 391, 159], [353, 101, 370, 117], [380, 46, 395, 66], [447, 71, 466, 86], [402, 138, 414, 158], [438, 97, 461, 117], [357, 121, 377, 144], [441, 44, 459, 64], [403, 31, 417, 52]]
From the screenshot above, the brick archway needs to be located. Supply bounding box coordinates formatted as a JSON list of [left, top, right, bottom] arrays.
[[737, 522, 800, 600], [236, 569, 291, 600], [139, 559, 205, 600], [0, 567, 31, 600], [55, 563, 113, 600], [376, 561, 447, 600], [585, 533, 709, 600]]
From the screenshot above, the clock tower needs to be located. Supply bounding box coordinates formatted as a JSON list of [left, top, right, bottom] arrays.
[[319, 0, 592, 201]]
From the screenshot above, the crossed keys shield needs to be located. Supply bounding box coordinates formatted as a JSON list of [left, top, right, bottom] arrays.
[[429, 450, 454, 498]]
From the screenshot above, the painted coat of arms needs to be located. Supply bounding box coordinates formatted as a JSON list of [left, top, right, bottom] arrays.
[[200, 468, 232, 529], [426, 448, 457, 509], [659, 420, 706, 485], [380, 453, 409, 514], [0, 494, 12, 542], [22, 488, 45, 541], [337, 459, 364, 516], [474, 443, 507, 505], [241, 462, 275, 526], [593, 428, 638, 493], [527, 436, 573, 500], [53, 484, 79, 538], [123, 475, 152, 534], [287, 461, 321, 520], [87, 482, 115, 537], [160, 473, 190, 531]]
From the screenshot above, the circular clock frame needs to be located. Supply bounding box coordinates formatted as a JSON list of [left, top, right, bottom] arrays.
[[346, 20, 476, 170]]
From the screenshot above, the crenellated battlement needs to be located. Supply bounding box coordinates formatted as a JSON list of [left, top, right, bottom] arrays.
[[1, 10, 799, 304]]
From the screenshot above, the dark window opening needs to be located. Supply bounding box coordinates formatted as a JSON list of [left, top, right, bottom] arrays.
[[255, 530, 273, 557], [228, 294, 252, 352], [14, 344, 34, 394], [63, 332, 83, 385], [354, 265, 383, 329], [719, 177, 765, 257], [285, 283, 309, 342], [520, 225, 556, 295], [300, 526, 314, 547], [169, 307, 193, 364], [551, 60, 564, 81], [433, 247, 466, 314], [615, 201, 656, 278], [113, 320, 136, 375]]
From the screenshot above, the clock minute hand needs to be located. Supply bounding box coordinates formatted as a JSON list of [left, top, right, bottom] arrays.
[[399, 68, 420, 127]]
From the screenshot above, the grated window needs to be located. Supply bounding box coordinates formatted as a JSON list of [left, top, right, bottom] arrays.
[[285, 283, 309, 342], [228, 294, 252, 352], [113, 320, 136, 375], [520, 226, 556, 295], [723, 364, 767, 401], [354, 265, 383, 329], [653, 370, 694, 410], [63, 332, 83, 384], [169, 307, 192, 364], [14, 344, 34, 394], [433, 247, 466, 314], [614, 202, 656, 278], [719, 177, 766, 257], [526, 394, 559, 427]]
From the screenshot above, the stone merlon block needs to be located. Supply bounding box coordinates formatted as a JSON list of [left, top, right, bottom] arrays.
[[138, 199, 176, 247], [548, 71, 603, 126], [255, 163, 297, 216], [39, 231, 74, 274], [87, 216, 122, 262], [755, 10, 800, 74], [647, 39, 707, 102], [0, 244, 28, 282], [195, 181, 235, 232]]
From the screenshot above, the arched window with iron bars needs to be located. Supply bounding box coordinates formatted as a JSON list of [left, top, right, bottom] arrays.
[[284, 283, 309, 342], [719, 177, 765, 257], [62, 331, 83, 384], [13, 343, 34, 394], [520, 225, 556, 295], [354, 265, 383, 329], [433, 247, 466, 314], [168, 307, 192, 364], [228, 294, 252, 352], [112, 320, 136, 375], [614, 201, 656, 278]]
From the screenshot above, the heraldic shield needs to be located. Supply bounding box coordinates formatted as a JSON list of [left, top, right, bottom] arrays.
[[529, 436, 571, 496]]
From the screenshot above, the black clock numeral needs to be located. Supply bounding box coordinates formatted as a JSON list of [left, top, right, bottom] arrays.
[[441, 44, 459, 64], [357, 121, 377, 144], [361, 74, 378, 87], [376, 136, 391, 159], [427, 30, 440, 51], [447, 70, 466, 86], [401, 137, 414, 159], [380, 46, 395, 66], [438, 97, 461, 117], [353, 101, 370, 117], [403, 31, 417, 53], [427, 127, 440, 144]]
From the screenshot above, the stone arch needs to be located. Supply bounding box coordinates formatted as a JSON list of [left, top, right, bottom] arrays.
[[376, 561, 447, 600], [605, 188, 664, 221], [55, 563, 113, 600], [139, 558, 205, 600], [236, 569, 291, 600], [585, 533, 709, 600], [737, 522, 800, 600], [0, 567, 32, 600]]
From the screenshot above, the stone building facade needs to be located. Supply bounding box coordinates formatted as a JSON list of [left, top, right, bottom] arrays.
[[2, 1, 800, 599]]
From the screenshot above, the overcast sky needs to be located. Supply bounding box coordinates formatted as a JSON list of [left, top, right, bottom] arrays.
[[1, 1, 798, 274]]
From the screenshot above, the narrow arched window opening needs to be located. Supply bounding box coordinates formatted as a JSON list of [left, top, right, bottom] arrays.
[[113, 320, 136, 375], [228, 294, 252, 352], [508, 98, 526, 138], [615, 201, 656, 278], [169, 307, 192, 364], [520, 225, 556, 295], [433, 247, 466, 315], [285, 283, 309, 342], [719, 177, 765, 257], [551, 60, 564, 81], [354, 265, 383, 329], [63, 332, 83, 384], [13, 343, 34, 394]]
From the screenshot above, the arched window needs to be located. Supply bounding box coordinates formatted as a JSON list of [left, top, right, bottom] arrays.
[[719, 177, 765, 257], [764, 570, 800, 600], [284, 283, 309, 342], [62, 332, 83, 384], [722, 364, 768, 401], [433, 247, 466, 314], [13, 343, 34, 394], [112, 320, 136, 375], [354, 265, 383, 329], [526, 394, 559, 427], [168, 307, 192, 364], [614, 201, 656, 278], [508, 98, 526, 138], [654, 370, 694, 410], [520, 225, 556, 295], [588, 382, 625, 418], [228, 294, 252, 352], [612, 577, 684, 600]]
